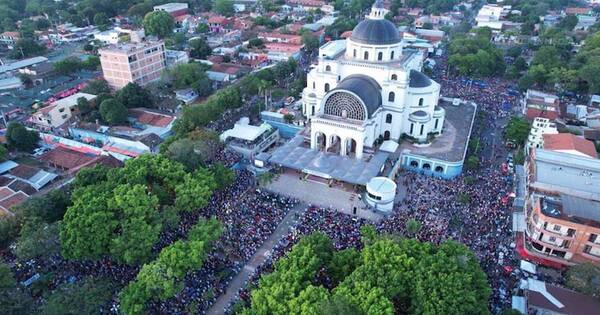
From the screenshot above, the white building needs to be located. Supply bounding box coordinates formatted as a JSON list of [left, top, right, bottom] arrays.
[[526, 117, 558, 153], [475, 4, 511, 30], [94, 30, 121, 44], [32, 93, 97, 129], [302, 1, 444, 159], [220, 119, 280, 158]]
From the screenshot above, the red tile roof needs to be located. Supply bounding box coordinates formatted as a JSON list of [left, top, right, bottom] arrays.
[[0, 191, 28, 212], [208, 16, 228, 24], [0, 187, 14, 200], [526, 108, 558, 121], [128, 108, 174, 127], [39, 147, 97, 170], [565, 7, 591, 15], [9, 165, 39, 180], [543, 133, 598, 158]]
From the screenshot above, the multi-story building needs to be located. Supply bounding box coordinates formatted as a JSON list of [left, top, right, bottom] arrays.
[[522, 89, 560, 121], [525, 117, 558, 153], [523, 148, 600, 266], [99, 38, 166, 89]]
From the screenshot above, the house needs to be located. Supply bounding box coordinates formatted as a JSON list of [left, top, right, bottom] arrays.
[[175, 88, 198, 104], [94, 29, 121, 44], [153, 3, 189, 17], [258, 32, 303, 44], [207, 63, 251, 82], [165, 49, 189, 68], [39, 146, 123, 174], [525, 117, 558, 153], [128, 108, 176, 137], [31, 93, 97, 129], [208, 16, 232, 33], [512, 278, 600, 315], [0, 31, 20, 48], [564, 7, 593, 16], [7, 164, 58, 190], [522, 90, 560, 121]]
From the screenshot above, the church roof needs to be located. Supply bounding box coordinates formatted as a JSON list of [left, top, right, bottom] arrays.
[[349, 19, 401, 45], [409, 70, 432, 88], [333, 75, 382, 118]]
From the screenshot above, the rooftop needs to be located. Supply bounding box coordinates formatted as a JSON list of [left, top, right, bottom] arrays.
[[543, 133, 597, 158], [400, 101, 476, 163]]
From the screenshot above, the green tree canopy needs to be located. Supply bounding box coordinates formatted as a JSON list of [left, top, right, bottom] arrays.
[[99, 98, 128, 125], [143, 11, 174, 38], [116, 83, 152, 108], [214, 0, 234, 16], [6, 122, 39, 152]]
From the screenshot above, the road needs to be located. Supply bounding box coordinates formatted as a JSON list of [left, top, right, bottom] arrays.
[[206, 203, 306, 315]]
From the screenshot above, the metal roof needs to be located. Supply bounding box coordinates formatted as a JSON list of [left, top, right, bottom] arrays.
[[333, 74, 382, 118], [349, 19, 401, 45], [409, 70, 432, 88], [560, 194, 600, 222]]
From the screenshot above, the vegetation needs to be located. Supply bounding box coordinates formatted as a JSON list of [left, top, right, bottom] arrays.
[[143, 11, 174, 38], [99, 98, 128, 125], [448, 27, 505, 77], [119, 218, 222, 314], [53, 56, 100, 75], [504, 117, 531, 146], [40, 277, 114, 315], [189, 37, 212, 59], [59, 155, 221, 265], [6, 122, 40, 152], [242, 231, 491, 314], [566, 263, 600, 298], [116, 83, 153, 108]]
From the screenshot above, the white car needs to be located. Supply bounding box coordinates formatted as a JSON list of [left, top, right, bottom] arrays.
[[32, 147, 50, 157]]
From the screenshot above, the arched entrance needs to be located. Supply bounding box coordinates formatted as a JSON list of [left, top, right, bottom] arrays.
[[345, 138, 357, 156], [315, 132, 326, 151], [410, 160, 419, 168], [422, 163, 431, 170], [328, 135, 341, 154], [435, 166, 444, 173], [383, 130, 390, 140]]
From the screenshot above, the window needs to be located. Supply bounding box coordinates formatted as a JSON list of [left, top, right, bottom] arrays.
[[391, 74, 397, 80], [386, 114, 392, 123], [590, 234, 598, 243], [353, 49, 356, 57], [364, 51, 369, 60], [388, 92, 395, 102], [418, 98, 424, 106], [419, 124, 424, 135], [324, 83, 330, 92], [553, 225, 561, 231], [312, 81, 315, 89], [377, 52, 383, 61], [409, 123, 414, 134], [311, 106, 315, 115], [549, 236, 556, 242], [325, 65, 331, 71], [390, 51, 395, 60], [434, 119, 439, 129]]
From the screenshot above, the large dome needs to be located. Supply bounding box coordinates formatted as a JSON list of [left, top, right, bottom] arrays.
[[349, 19, 401, 45]]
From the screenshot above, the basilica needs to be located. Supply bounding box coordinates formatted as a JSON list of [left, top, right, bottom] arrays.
[[302, 1, 445, 159]]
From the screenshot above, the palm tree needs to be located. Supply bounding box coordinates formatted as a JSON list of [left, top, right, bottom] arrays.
[[257, 79, 272, 111], [258, 172, 275, 186]]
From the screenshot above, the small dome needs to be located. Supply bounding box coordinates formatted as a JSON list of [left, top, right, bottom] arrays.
[[409, 70, 432, 88], [349, 19, 401, 45], [327, 75, 382, 119], [412, 110, 428, 117]]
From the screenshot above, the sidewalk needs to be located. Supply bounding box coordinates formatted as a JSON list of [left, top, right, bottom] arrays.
[[207, 203, 306, 314]]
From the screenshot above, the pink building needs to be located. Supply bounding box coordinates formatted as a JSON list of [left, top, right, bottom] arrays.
[[99, 39, 166, 89]]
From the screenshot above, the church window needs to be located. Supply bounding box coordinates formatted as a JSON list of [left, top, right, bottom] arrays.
[[353, 49, 356, 57], [388, 92, 395, 102], [420, 124, 424, 135], [410, 123, 414, 134], [325, 83, 330, 92], [386, 114, 392, 123], [311, 106, 315, 115], [323, 91, 366, 120], [418, 98, 424, 106], [378, 52, 383, 61], [434, 119, 439, 129], [312, 81, 315, 89], [391, 74, 397, 80], [325, 65, 331, 71], [364, 51, 369, 60], [391, 51, 395, 60]]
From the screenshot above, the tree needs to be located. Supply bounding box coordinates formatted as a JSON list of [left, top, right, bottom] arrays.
[[83, 79, 111, 95], [505, 117, 531, 145], [191, 73, 213, 97], [0, 262, 32, 315], [15, 216, 60, 260], [77, 97, 93, 115], [116, 83, 152, 108], [168, 63, 207, 89], [300, 30, 319, 52], [214, 0, 234, 16], [18, 73, 33, 88], [143, 11, 174, 38], [82, 55, 100, 71], [566, 263, 600, 298], [40, 277, 114, 315], [0, 145, 7, 161], [196, 23, 209, 33], [99, 98, 128, 125], [209, 163, 235, 189], [0, 216, 20, 250], [248, 38, 264, 48], [6, 122, 39, 152], [166, 138, 204, 171], [405, 218, 421, 237], [93, 12, 110, 30], [189, 37, 212, 59], [9, 38, 46, 59], [19, 189, 70, 223], [174, 169, 216, 212], [53, 57, 82, 75]]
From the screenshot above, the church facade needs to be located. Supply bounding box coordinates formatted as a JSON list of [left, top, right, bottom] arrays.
[[302, 1, 445, 159]]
